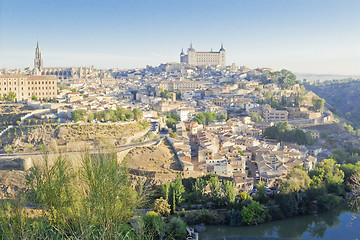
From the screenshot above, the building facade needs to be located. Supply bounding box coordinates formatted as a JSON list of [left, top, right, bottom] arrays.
[[262, 104, 288, 122], [0, 74, 57, 102], [33, 42, 96, 80], [180, 43, 226, 67]]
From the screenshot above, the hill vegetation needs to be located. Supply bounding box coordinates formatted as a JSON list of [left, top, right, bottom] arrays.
[[305, 80, 360, 129]]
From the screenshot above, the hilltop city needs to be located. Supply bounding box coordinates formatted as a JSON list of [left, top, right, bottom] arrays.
[[1, 41, 360, 239], [1, 42, 359, 186]]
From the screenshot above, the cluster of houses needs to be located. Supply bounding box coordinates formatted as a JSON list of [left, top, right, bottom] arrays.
[[14, 62, 344, 192]]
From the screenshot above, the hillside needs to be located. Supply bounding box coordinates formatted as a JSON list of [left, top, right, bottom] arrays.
[[306, 81, 360, 129], [0, 122, 147, 154]]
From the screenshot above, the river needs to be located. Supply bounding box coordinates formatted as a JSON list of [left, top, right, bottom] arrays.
[[199, 204, 360, 240]]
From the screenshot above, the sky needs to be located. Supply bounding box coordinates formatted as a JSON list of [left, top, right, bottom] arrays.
[[1, 0, 360, 75]]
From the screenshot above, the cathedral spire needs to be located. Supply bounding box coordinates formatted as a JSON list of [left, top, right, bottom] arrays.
[[34, 41, 43, 71]]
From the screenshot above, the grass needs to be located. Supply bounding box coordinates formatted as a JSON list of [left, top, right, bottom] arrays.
[[0, 149, 150, 239]]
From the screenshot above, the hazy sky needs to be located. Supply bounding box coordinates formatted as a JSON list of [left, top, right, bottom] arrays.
[[1, 0, 360, 74]]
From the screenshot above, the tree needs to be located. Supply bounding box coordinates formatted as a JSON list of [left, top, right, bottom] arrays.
[[31, 95, 38, 101], [153, 197, 171, 216], [260, 69, 297, 89], [209, 174, 221, 198], [71, 88, 77, 92], [6, 91, 16, 102], [309, 158, 345, 195], [161, 182, 171, 202], [238, 191, 251, 201], [170, 175, 185, 205], [132, 108, 143, 121], [250, 112, 264, 122], [312, 96, 325, 112], [223, 180, 237, 204], [71, 109, 87, 122], [282, 168, 311, 193], [193, 178, 206, 202], [241, 201, 267, 225], [253, 182, 267, 204]]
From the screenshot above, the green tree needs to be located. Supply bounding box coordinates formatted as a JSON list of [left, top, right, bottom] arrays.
[[170, 175, 185, 205], [132, 108, 143, 121], [261, 69, 297, 89], [281, 168, 312, 213], [193, 178, 206, 201], [239, 191, 251, 201], [6, 91, 16, 102], [153, 197, 171, 216], [309, 158, 345, 195], [161, 182, 171, 202], [209, 175, 221, 199], [312, 96, 325, 112], [250, 112, 264, 122], [31, 95, 38, 101], [71, 109, 87, 122], [253, 182, 267, 204], [223, 180, 237, 204], [241, 201, 267, 225]]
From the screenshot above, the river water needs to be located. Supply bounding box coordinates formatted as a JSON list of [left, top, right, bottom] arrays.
[[199, 204, 360, 240]]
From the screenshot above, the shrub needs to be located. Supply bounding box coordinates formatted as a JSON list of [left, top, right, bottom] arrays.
[[153, 197, 171, 216], [142, 211, 165, 239], [240, 201, 268, 225], [227, 209, 242, 226], [182, 209, 225, 225], [165, 217, 187, 240]]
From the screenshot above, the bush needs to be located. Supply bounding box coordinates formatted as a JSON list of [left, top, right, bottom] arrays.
[[240, 201, 268, 225], [227, 209, 242, 226], [182, 209, 225, 225], [153, 197, 171, 216], [165, 217, 187, 240], [22, 150, 144, 239], [142, 211, 165, 239]]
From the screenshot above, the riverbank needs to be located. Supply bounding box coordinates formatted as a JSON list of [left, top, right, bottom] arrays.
[[199, 203, 359, 240]]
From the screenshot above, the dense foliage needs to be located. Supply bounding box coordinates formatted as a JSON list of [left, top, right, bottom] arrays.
[[312, 96, 325, 112], [165, 113, 180, 129], [154, 154, 354, 228], [0, 91, 17, 102], [260, 69, 297, 89], [192, 112, 227, 125], [264, 121, 314, 145], [71, 107, 143, 122]]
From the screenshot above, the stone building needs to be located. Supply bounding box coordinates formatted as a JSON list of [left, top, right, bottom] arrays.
[[0, 74, 57, 102], [262, 104, 288, 122], [33, 41, 96, 80], [180, 43, 226, 67]]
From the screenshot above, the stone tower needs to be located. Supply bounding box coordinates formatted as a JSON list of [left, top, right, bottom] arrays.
[[219, 43, 226, 67], [34, 41, 43, 71]]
